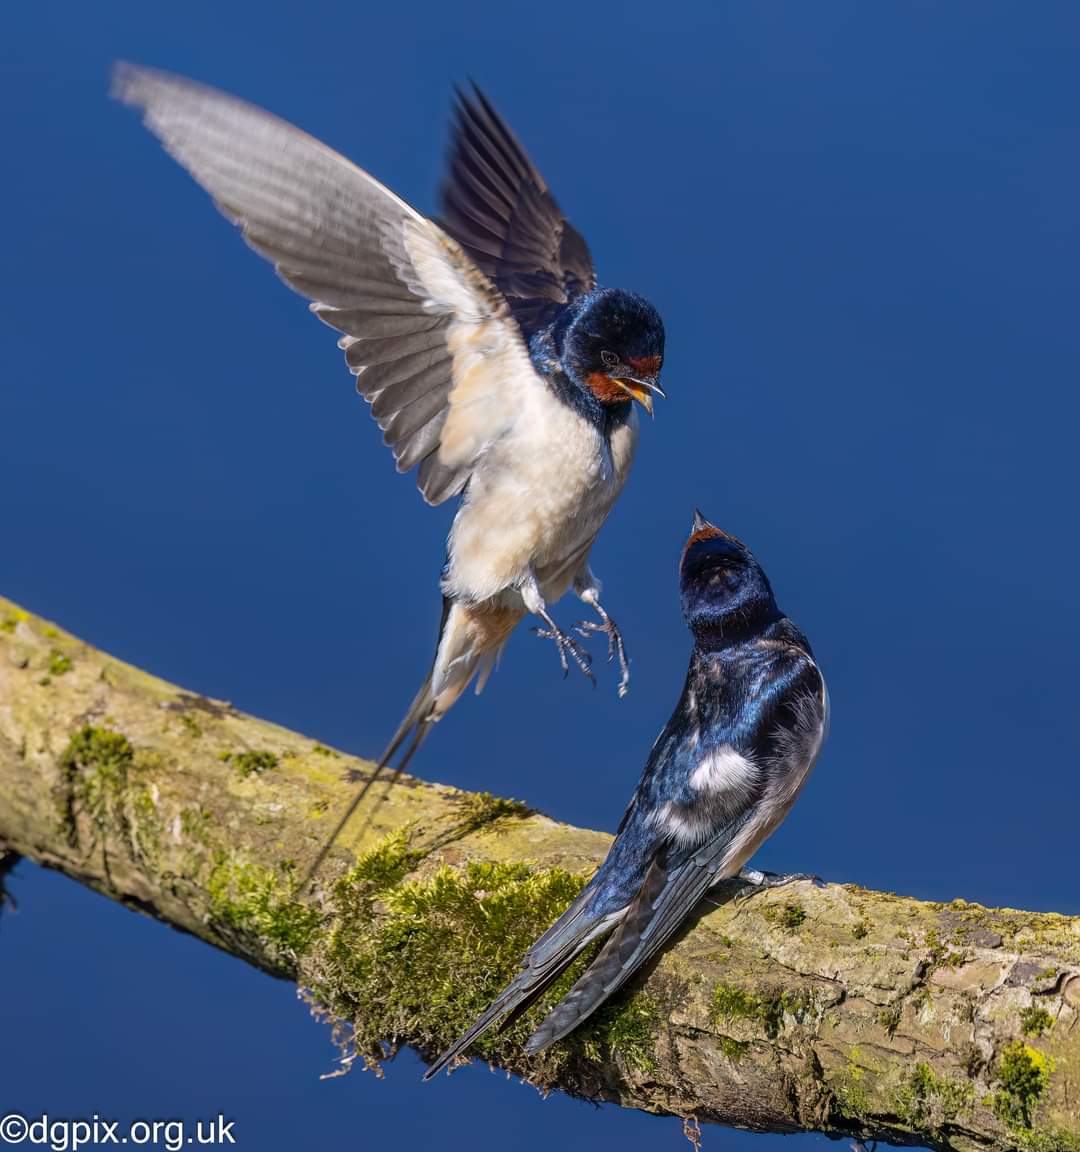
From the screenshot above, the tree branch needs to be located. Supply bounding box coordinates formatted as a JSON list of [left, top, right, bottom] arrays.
[[1, 595, 1077, 1151]]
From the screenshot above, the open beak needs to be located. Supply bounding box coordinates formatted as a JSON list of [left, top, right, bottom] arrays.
[[615, 376, 666, 416]]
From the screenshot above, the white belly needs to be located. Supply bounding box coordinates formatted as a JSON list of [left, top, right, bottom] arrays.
[[444, 395, 637, 604]]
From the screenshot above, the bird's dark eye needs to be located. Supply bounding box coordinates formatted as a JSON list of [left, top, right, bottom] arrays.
[[600, 350, 619, 368]]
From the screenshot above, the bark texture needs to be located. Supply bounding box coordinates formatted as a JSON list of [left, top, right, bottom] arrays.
[[1, 594, 1077, 1151]]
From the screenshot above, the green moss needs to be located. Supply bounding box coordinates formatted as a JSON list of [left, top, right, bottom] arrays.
[[587, 991, 659, 1074], [334, 826, 422, 895], [894, 1061, 974, 1132], [312, 744, 339, 757], [56, 726, 162, 870], [47, 649, 72, 676], [993, 1042, 1052, 1130], [58, 726, 133, 842], [925, 928, 968, 969], [710, 981, 812, 1040], [763, 901, 806, 931], [312, 852, 615, 1073], [1020, 1005, 1055, 1038], [717, 1035, 749, 1062], [222, 749, 279, 777], [1011, 1127, 1080, 1152], [206, 855, 320, 961], [712, 983, 766, 1025], [877, 1003, 902, 1036], [836, 1048, 873, 1119], [177, 713, 202, 738], [180, 807, 212, 846], [0, 609, 27, 634], [453, 791, 532, 832]]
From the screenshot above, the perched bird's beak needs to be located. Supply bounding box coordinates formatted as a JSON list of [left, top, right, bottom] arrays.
[[615, 375, 666, 416]]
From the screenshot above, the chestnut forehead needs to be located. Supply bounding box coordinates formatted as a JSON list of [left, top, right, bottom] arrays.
[[685, 525, 728, 549], [626, 354, 662, 375], [681, 525, 747, 563]]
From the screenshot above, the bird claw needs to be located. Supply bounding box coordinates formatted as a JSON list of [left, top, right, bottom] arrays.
[[533, 625, 595, 685], [574, 617, 631, 698], [733, 867, 824, 904]]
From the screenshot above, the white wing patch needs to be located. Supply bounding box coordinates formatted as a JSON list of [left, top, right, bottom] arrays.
[[654, 743, 761, 849], [689, 745, 758, 794]]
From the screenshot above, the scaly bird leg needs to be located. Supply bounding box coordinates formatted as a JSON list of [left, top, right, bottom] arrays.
[[732, 866, 824, 904], [533, 613, 595, 684], [575, 588, 630, 698], [521, 573, 594, 685]]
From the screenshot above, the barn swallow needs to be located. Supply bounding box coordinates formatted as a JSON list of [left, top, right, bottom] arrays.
[[425, 512, 827, 1076], [113, 66, 666, 884]]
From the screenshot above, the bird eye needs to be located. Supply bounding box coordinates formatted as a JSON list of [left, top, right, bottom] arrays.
[[600, 350, 619, 368]]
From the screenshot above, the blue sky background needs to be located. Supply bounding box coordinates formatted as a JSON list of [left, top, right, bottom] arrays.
[[3, 3, 1078, 1149]]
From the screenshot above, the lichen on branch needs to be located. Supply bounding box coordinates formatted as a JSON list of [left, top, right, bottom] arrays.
[[0, 595, 1077, 1151]]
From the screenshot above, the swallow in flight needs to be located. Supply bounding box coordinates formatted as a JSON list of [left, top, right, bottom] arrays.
[[425, 512, 827, 1076], [114, 66, 666, 883]]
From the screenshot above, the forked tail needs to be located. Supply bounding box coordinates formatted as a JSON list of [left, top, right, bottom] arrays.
[[298, 598, 519, 891], [296, 675, 437, 891]]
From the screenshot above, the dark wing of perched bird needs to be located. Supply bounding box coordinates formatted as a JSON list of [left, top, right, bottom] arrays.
[[424, 644, 826, 1077], [524, 653, 827, 1053], [440, 85, 596, 337], [113, 64, 544, 507]]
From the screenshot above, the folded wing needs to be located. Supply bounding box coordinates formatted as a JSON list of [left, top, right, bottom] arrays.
[[524, 655, 828, 1053], [114, 64, 542, 506]]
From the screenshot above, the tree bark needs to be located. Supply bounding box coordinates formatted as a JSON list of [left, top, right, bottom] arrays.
[[1, 594, 1077, 1152]]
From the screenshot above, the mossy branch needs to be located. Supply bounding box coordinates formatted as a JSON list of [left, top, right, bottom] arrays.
[[1, 595, 1077, 1151]]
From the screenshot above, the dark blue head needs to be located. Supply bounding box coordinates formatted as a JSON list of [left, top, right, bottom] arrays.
[[561, 288, 666, 414], [680, 510, 779, 644]]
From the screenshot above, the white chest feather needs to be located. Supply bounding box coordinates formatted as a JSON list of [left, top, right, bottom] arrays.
[[446, 394, 638, 602]]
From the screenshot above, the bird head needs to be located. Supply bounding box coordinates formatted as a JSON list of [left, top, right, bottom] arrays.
[[679, 510, 777, 642], [564, 289, 666, 413]]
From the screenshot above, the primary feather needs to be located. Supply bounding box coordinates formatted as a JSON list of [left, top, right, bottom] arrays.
[[114, 66, 665, 887], [113, 63, 542, 507]]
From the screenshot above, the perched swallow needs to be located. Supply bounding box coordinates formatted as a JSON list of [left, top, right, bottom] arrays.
[[113, 66, 666, 882], [425, 512, 827, 1076]]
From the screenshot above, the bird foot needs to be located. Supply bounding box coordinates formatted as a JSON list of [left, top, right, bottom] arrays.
[[575, 617, 630, 697], [733, 867, 824, 904], [533, 624, 595, 685]]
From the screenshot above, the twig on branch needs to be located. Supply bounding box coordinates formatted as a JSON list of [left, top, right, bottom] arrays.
[[0, 595, 1077, 1151]]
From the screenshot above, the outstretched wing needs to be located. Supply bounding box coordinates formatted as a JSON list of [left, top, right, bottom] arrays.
[[114, 64, 542, 506], [440, 85, 596, 337], [524, 654, 828, 1053]]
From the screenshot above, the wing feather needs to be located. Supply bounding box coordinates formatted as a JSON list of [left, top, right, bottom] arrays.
[[440, 85, 596, 336], [114, 63, 542, 505]]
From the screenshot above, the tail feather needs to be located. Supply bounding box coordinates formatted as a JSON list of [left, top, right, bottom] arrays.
[[524, 834, 736, 1054], [296, 678, 435, 891], [422, 974, 537, 1081], [524, 854, 670, 1054], [424, 887, 621, 1079], [300, 597, 518, 890]]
